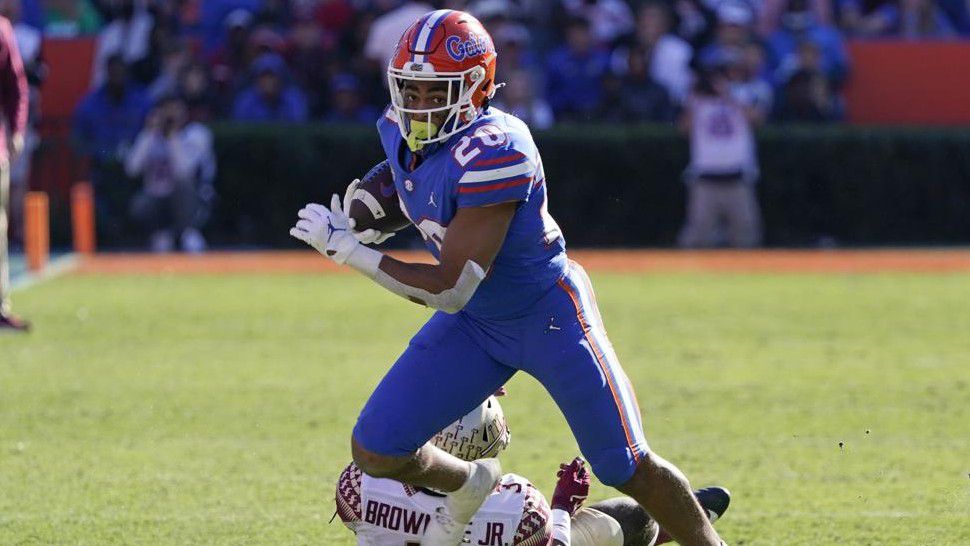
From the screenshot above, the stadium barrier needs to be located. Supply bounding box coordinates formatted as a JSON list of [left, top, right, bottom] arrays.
[[205, 123, 970, 247], [48, 124, 970, 248]]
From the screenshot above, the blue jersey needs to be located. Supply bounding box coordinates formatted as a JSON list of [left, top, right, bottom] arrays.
[[359, 110, 647, 489], [377, 106, 567, 319]]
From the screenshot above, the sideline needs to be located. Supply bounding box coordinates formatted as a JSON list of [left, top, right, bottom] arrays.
[[72, 249, 970, 275], [10, 254, 79, 292]]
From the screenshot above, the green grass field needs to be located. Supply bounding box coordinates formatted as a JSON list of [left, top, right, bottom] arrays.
[[2, 271, 969, 545]]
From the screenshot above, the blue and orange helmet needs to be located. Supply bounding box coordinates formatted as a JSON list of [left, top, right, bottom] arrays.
[[387, 10, 498, 148]]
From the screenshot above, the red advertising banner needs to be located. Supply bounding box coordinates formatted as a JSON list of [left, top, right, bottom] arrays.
[[845, 41, 970, 125]]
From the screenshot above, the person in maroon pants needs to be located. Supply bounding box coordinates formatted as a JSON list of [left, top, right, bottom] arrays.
[[0, 12, 28, 333]]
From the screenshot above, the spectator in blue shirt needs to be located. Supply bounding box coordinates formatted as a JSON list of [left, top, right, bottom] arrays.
[[16, 0, 42, 30], [857, 0, 959, 39], [323, 73, 378, 124], [200, 0, 263, 53], [696, 2, 756, 70], [73, 54, 150, 166], [937, 0, 970, 34], [493, 23, 541, 85], [768, 0, 848, 88], [598, 46, 672, 123], [545, 15, 609, 121], [73, 53, 151, 240], [231, 52, 308, 122]]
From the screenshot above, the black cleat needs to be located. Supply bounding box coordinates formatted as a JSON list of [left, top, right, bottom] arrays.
[[695, 486, 731, 523], [654, 487, 731, 545], [0, 313, 31, 333]]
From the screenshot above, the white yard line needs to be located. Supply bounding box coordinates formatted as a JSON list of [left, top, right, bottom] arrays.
[[10, 254, 78, 292]]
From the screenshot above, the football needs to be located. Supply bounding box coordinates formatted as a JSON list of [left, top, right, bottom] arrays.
[[346, 160, 411, 233]]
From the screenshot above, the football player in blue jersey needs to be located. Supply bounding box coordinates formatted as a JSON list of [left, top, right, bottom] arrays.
[[290, 9, 727, 546]]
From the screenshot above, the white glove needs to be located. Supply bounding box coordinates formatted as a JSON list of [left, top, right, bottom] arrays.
[[290, 194, 361, 264], [343, 178, 396, 246], [352, 224, 395, 245]]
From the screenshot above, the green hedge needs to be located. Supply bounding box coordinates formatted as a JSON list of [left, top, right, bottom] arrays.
[[207, 123, 970, 247]]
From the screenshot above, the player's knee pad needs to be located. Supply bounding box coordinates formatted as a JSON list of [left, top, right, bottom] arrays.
[[571, 508, 625, 546]]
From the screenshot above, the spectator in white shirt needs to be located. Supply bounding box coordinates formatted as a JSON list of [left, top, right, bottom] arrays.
[[559, 0, 635, 46], [90, 0, 154, 88], [126, 95, 216, 253], [363, 0, 433, 70], [679, 55, 764, 248], [636, 1, 694, 104]]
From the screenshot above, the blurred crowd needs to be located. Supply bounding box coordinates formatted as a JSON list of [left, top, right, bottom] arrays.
[[1, 0, 965, 250], [29, 0, 967, 133]]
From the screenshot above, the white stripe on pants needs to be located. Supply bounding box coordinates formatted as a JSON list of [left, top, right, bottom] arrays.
[[0, 158, 10, 315]]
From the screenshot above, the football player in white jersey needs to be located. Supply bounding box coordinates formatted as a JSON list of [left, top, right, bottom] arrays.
[[335, 395, 730, 545]]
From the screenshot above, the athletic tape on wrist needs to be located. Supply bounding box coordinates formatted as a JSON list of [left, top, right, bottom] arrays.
[[344, 243, 383, 277], [550, 509, 571, 545]]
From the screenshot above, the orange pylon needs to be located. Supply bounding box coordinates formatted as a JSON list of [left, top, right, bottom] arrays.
[[24, 191, 49, 272]]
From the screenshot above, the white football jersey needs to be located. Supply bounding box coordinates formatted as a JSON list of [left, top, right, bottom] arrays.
[[687, 95, 758, 179], [336, 463, 551, 546]]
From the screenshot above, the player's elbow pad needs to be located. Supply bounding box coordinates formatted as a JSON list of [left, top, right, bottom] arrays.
[[425, 260, 485, 314], [422, 260, 485, 313], [370, 259, 485, 314]]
